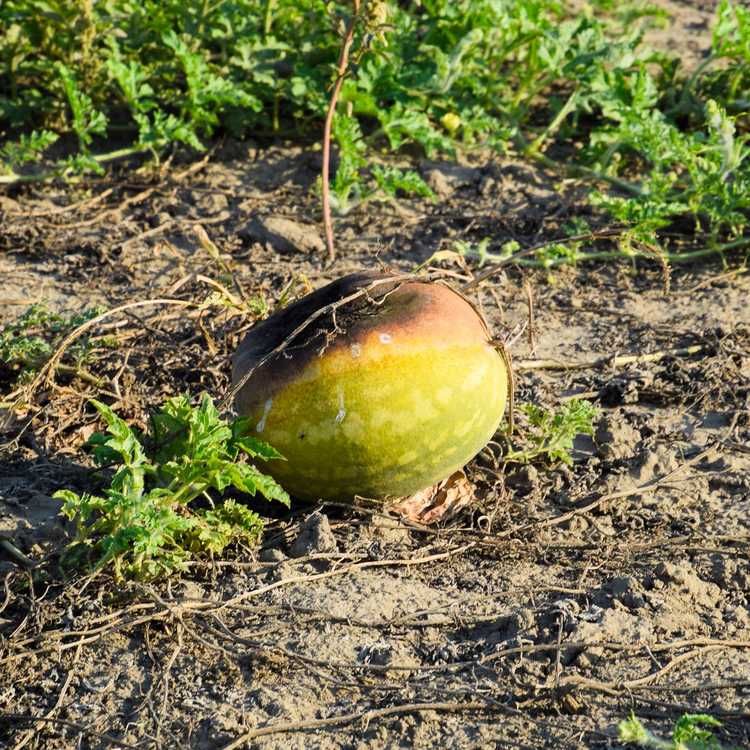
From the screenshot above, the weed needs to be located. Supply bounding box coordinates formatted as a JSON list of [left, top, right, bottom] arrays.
[[0, 130, 58, 174], [326, 114, 435, 213], [55, 395, 289, 580], [504, 399, 598, 466], [1, 1, 748, 264], [0, 303, 105, 389], [619, 712, 742, 750]]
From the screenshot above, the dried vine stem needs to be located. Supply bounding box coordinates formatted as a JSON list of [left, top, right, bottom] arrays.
[[322, 0, 361, 262], [492, 446, 715, 540], [515, 343, 706, 372], [558, 644, 742, 697], [221, 701, 502, 748], [12, 298, 197, 409], [0, 714, 139, 750]]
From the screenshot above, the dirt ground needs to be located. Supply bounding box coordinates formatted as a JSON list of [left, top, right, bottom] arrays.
[[1, 3, 749, 748]]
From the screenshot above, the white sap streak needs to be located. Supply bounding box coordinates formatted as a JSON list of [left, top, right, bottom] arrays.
[[335, 387, 347, 424], [350, 344, 362, 357], [256, 398, 273, 432]]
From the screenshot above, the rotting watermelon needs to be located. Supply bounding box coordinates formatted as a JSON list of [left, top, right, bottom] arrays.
[[231, 271, 509, 501]]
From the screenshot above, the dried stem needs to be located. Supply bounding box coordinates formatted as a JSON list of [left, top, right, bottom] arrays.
[[515, 343, 707, 372], [221, 701, 503, 748], [322, 0, 361, 262]]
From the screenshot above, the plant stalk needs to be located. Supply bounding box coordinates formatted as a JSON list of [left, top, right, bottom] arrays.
[[322, 0, 361, 263]]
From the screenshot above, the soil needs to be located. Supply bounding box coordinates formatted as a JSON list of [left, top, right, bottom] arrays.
[[1, 4, 749, 749]]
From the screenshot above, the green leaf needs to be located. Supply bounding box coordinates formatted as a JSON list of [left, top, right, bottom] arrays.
[[57, 393, 289, 579], [506, 399, 598, 466]]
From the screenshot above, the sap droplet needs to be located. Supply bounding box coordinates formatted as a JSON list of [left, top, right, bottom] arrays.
[[350, 344, 362, 358], [379, 333, 392, 344]]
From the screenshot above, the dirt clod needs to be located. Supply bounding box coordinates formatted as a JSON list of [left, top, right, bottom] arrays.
[[239, 214, 326, 254], [288, 511, 338, 557], [594, 411, 642, 460]]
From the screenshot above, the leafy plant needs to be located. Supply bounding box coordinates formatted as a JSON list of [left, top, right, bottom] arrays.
[[505, 399, 598, 466], [0, 130, 58, 173], [372, 165, 436, 201], [453, 237, 520, 267], [56, 395, 289, 579], [329, 113, 368, 214], [619, 712, 742, 750], [0, 303, 105, 388], [589, 97, 750, 247], [1, 0, 748, 265], [326, 109, 436, 213], [57, 62, 108, 174]]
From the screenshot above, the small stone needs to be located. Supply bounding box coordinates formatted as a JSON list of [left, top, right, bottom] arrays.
[[576, 646, 605, 669], [239, 215, 325, 254], [424, 169, 452, 198], [266, 561, 295, 582], [656, 562, 686, 584], [594, 412, 642, 460], [151, 211, 172, 228], [192, 190, 228, 215], [504, 607, 537, 638], [478, 175, 497, 196], [366, 516, 410, 545], [358, 641, 393, 666], [421, 161, 480, 198], [180, 581, 205, 600], [289, 511, 338, 558], [655, 562, 721, 608], [259, 548, 287, 563], [608, 576, 647, 610], [505, 464, 539, 494]]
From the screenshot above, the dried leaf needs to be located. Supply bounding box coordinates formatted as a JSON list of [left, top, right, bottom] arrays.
[[388, 471, 474, 525]]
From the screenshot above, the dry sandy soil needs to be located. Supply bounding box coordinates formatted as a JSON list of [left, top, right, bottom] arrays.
[[1, 1, 749, 748]]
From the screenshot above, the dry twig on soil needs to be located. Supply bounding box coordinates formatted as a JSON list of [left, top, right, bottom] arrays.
[[515, 344, 706, 372]]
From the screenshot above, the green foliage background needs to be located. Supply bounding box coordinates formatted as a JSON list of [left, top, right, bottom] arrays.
[[1, 0, 749, 258]]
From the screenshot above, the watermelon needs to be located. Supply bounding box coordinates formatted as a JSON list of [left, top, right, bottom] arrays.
[[231, 272, 509, 500]]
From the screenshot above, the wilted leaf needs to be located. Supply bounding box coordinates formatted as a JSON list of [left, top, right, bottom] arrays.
[[388, 471, 474, 525]]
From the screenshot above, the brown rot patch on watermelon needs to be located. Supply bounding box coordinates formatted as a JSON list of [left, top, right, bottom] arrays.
[[229, 272, 511, 501]]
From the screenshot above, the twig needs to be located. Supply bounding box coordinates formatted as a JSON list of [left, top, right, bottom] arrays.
[[12, 644, 82, 750], [0, 715, 139, 749], [558, 645, 742, 697], [522, 280, 535, 355], [16, 298, 197, 409], [0, 538, 36, 569], [675, 266, 748, 295], [0, 545, 474, 667], [495, 447, 714, 539], [322, 0, 362, 262], [552, 614, 564, 692], [515, 344, 707, 372], [55, 364, 106, 387], [221, 700, 501, 748], [644, 680, 750, 694], [10, 188, 115, 218], [631, 694, 750, 720], [218, 542, 476, 610], [155, 625, 183, 746]]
